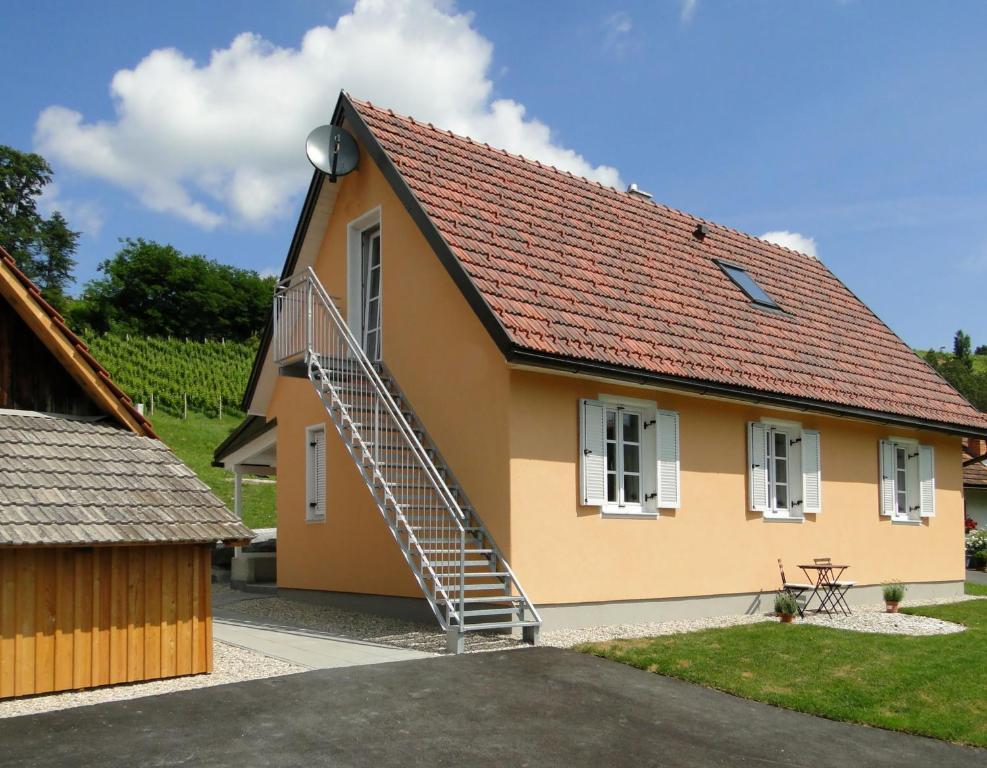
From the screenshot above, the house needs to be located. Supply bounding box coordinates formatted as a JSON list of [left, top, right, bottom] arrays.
[[0, 247, 250, 698], [215, 92, 986, 652], [963, 438, 987, 529]]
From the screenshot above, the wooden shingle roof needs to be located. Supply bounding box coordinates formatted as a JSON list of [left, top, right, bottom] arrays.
[[0, 412, 251, 546]]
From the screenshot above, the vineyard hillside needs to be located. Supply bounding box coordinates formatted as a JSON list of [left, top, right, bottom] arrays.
[[83, 332, 257, 417]]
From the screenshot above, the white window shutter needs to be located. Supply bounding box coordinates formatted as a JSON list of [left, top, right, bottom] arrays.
[[314, 429, 326, 520], [878, 440, 895, 517], [308, 427, 326, 521], [580, 399, 607, 506], [801, 430, 822, 514], [918, 444, 936, 518], [748, 422, 769, 513], [656, 410, 680, 509]]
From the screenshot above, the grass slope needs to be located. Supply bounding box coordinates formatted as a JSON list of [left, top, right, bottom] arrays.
[[579, 597, 987, 747], [153, 412, 275, 529]]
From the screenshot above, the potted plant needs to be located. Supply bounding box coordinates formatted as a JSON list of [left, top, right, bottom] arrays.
[[882, 582, 906, 613], [972, 550, 987, 572], [774, 592, 798, 623]]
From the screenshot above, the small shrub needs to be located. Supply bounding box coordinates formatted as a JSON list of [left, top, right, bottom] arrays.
[[972, 550, 987, 570], [774, 591, 799, 616], [882, 582, 906, 603]]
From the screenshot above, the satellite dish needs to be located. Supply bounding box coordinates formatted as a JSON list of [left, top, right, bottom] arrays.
[[305, 125, 359, 182]]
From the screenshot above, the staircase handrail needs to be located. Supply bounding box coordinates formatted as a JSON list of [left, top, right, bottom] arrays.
[[275, 268, 468, 533]]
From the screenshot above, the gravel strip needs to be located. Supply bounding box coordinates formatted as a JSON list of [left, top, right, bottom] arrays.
[[216, 586, 982, 653], [543, 595, 982, 648], [0, 641, 306, 720], [215, 585, 524, 654]]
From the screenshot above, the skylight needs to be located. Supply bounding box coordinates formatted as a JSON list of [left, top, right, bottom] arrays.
[[716, 261, 780, 310]]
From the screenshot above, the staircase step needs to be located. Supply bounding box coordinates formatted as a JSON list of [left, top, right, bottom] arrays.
[[441, 583, 508, 593], [439, 595, 526, 604], [423, 548, 493, 555], [454, 607, 521, 618], [457, 620, 541, 632], [425, 570, 509, 580]]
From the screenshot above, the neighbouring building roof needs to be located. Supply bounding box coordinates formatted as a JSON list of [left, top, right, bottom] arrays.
[[244, 93, 987, 436], [0, 248, 156, 438], [0, 411, 252, 546], [963, 439, 987, 488]]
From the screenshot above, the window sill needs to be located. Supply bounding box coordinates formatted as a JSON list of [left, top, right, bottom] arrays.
[[890, 518, 922, 526], [601, 510, 658, 520], [762, 515, 804, 524]]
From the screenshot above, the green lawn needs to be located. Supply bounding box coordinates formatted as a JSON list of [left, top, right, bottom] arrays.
[[578, 595, 987, 747], [966, 581, 987, 597], [152, 411, 276, 529]]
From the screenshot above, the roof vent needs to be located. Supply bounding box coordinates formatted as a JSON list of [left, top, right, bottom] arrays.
[[626, 183, 653, 200], [693, 223, 708, 240]]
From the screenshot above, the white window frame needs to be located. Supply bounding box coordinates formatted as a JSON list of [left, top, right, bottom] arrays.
[[598, 395, 659, 518], [346, 207, 383, 358], [885, 436, 921, 523], [305, 423, 326, 523], [753, 418, 813, 521], [601, 401, 648, 516]]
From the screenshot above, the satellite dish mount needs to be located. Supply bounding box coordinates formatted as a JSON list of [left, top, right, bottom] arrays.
[[306, 125, 359, 182]]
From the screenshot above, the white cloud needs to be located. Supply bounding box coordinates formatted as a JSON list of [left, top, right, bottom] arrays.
[[34, 0, 622, 229], [760, 230, 819, 259], [680, 0, 698, 23], [604, 11, 633, 52], [37, 182, 105, 237]]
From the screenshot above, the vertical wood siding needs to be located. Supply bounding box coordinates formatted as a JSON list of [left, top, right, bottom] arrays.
[[0, 544, 212, 699]]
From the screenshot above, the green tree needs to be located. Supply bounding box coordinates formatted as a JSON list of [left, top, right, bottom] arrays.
[[32, 212, 78, 309], [954, 329, 973, 370], [71, 238, 275, 341], [0, 145, 79, 310]]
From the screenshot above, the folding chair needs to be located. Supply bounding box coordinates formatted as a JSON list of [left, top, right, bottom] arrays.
[[778, 559, 814, 618], [814, 557, 856, 615]]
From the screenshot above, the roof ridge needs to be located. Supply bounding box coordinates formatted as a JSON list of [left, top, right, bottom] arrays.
[[348, 96, 821, 268]]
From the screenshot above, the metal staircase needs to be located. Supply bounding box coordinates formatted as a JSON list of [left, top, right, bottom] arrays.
[[272, 268, 540, 652]]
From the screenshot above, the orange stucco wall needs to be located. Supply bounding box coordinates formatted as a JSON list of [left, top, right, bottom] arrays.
[[508, 368, 965, 605], [269, 133, 511, 597]]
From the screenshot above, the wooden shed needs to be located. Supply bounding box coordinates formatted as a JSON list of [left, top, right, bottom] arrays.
[[0, 247, 251, 699]]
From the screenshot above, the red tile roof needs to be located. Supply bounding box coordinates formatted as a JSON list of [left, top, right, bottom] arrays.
[[349, 97, 987, 433], [0, 248, 157, 438]]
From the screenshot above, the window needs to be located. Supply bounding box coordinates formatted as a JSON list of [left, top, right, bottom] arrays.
[[605, 407, 642, 509], [717, 261, 780, 310], [748, 421, 821, 519], [879, 440, 935, 521], [581, 397, 680, 516], [306, 424, 326, 522], [360, 226, 382, 361]]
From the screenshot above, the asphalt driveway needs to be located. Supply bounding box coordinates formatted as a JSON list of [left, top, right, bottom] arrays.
[[1, 647, 980, 767]]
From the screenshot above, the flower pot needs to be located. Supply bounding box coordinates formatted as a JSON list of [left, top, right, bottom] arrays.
[[885, 601, 899, 613], [779, 613, 794, 623]]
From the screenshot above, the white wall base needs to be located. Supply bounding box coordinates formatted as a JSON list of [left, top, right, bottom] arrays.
[[534, 580, 965, 631]]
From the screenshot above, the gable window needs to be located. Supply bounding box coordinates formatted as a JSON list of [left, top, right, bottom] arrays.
[[360, 226, 382, 361], [748, 421, 821, 519], [879, 439, 935, 522], [306, 424, 326, 523], [716, 261, 781, 310], [581, 397, 680, 517]]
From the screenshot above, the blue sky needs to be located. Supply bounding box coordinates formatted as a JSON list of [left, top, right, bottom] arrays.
[[2, 0, 986, 349]]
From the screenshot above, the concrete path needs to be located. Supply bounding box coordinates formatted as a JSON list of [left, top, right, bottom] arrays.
[[1, 647, 981, 767], [213, 616, 433, 669], [967, 569, 987, 585]]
